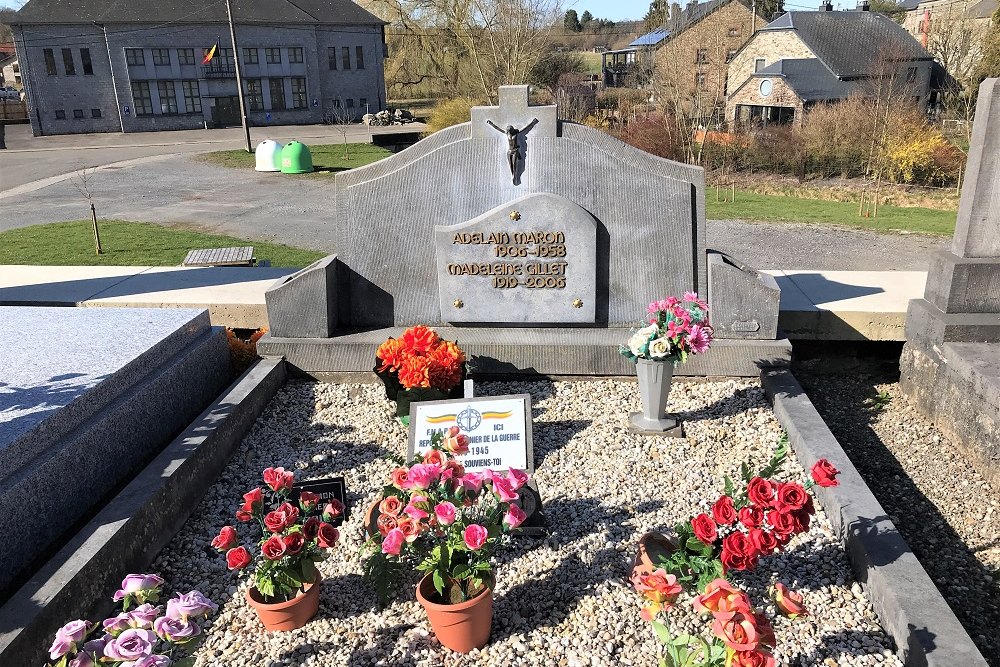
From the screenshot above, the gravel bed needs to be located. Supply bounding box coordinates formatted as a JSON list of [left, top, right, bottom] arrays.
[[799, 373, 1000, 666], [152, 378, 902, 667]]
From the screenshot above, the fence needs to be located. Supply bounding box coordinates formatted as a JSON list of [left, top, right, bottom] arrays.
[[0, 100, 28, 122]]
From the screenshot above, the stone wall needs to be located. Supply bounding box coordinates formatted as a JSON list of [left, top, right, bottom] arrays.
[[726, 74, 804, 126], [727, 29, 816, 102]]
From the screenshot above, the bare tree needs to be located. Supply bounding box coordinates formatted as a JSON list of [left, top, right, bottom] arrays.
[[325, 99, 357, 160], [927, 7, 989, 146], [71, 167, 102, 255]]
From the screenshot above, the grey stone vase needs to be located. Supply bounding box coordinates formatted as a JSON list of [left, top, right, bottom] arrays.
[[629, 358, 681, 435]]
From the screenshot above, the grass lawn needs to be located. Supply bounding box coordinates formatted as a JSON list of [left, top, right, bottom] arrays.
[[705, 190, 957, 235], [576, 51, 603, 75], [0, 221, 326, 267], [198, 142, 391, 175]]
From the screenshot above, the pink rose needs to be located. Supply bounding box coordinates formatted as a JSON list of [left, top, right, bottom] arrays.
[[460, 472, 484, 494], [382, 528, 405, 555], [492, 477, 519, 503], [506, 468, 529, 490], [464, 524, 488, 550], [103, 628, 156, 661], [165, 591, 217, 622], [126, 604, 161, 629], [390, 467, 409, 489], [504, 504, 527, 529], [406, 463, 440, 490], [49, 619, 89, 660], [262, 466, 295, 492], [211, 525, 238, 551], [434, 501, 457, 525], [404, 495, 430, 520], [770, 582, 808, 619], [68, 654, 97, 667], [113, 574, 164, 602]]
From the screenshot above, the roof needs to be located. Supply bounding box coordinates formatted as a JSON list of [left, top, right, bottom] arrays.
[[12, 0, 384, 26], [634, 0, 755, 49], [898, 0, 921, 9], [630, 27, 670, 47], [760, 10, 933, 77], [965, 0, 998, 18], [753, 58, 858, 101]]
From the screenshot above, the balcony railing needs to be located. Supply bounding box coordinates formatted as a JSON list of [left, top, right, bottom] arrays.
[[201, 64, 236, 79]]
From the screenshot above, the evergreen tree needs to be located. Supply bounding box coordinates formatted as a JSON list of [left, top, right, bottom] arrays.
[[643, 0, 669, 32], [581, 10, 594, 27], [563, 9, 582, 32]]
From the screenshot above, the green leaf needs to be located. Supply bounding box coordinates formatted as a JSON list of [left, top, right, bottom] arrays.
[[301, 558, 318, 585], [432, 569, 445, 596], [257, 576, 275, 599], [651, 620, 672, 645], [740, 462, 750, 483], [723, 475, 736, 497], [452, 564, 471, 580]]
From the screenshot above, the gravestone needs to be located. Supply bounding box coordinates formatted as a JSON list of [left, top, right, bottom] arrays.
[[259, 85, 789, 376], [900, 78, 1000, 493]]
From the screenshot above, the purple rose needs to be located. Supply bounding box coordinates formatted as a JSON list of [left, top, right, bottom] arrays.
[[103, 628, 155, 661], [153, 616, 200, 643], [68, 653, 96, 667], [113, 574, 165, 602], [130, 656, 172, 667], [49, 620, 89, 659], [165, 591, 217, 622], [127, 604, 162, 629], [83, 634, 110, 656], [103, 612, 132, 633]]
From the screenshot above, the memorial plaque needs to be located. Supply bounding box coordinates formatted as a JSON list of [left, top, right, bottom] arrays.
[[408, 394, 534, 473], [291, 477, 348, 527], [435, 192, 597, 324]]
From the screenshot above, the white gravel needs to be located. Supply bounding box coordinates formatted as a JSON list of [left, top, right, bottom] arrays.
[[151, 378, 903, 667]]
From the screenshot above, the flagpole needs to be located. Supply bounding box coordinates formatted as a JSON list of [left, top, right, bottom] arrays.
[[225, 0, 252, 153]]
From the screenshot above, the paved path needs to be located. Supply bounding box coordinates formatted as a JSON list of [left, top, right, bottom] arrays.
[[0, 152, 949, 270], [0, 264, 925, 339], [0, 122, 424, 192]]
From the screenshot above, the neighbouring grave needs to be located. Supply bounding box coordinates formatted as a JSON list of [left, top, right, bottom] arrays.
[[259, 86, 788, 377], [0, 306, 230, 595], [900, 78, 1000, 494]]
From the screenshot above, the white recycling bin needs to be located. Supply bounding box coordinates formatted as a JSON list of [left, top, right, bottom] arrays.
[[254, 139, 283, 172]]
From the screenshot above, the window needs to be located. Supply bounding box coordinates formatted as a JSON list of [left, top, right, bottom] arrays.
[[346, 97, 354, 108], [341, 46, 350, 70], [131, 81, 152, 115], [44, 48, 57, 75], [246, 79, 263, 110], [356, 46, 365, 69], [695, 48, 708, 64], [332, 98, 341, 108], [269, 78, 286, 110], [157, 80, 177, 114], [754, 58, 765, 72], [327, 47, 337, 70], [61, 48, 76, 75], [906, 66, 917, 82], [73, 108, 84, 119], [178, 48, 195, 65], [182, 80, 202, 113], [695, 72, 706, 87], [359, 97, 368, 110], [208, 47, 234, 67], [91, 108, 102, 118], [291, 77, 307, 108], [726, 48, 738, 62], [152, 48, 170, 66], [244, 48, 258, 64], [55, 109, 66, 119], [265, 48, 281, 64], [728, 26, 740, 37], [125, 48, 145, 66], [80, 48, 93, 74], [289, 47, 303, 63]]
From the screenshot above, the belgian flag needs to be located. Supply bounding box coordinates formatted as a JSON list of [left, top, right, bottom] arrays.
[[202, 43, 218, 65]]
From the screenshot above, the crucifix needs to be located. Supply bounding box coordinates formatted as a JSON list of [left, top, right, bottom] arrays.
[[486, 118, 538, 184]]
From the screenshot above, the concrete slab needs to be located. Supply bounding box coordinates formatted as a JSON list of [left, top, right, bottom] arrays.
[[0, 265, 147, 304]]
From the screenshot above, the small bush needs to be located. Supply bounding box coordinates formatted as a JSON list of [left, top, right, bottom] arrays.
[[425, 98, 481, 134]]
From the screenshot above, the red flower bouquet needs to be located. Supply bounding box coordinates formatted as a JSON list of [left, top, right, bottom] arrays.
[[374, 325, 467, 420]]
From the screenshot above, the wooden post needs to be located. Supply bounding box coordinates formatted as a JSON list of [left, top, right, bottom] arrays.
[[732, 182, 736, 203], [716, 184, 720, 202], [859, 191, 866, 217], [91, 203, 103, 255]]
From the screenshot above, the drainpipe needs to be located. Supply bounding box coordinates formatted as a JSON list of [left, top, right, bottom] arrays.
[[96, 22, 126, 133]]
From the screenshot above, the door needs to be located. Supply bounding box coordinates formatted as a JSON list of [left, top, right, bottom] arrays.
[[212, 96, 240, 126]]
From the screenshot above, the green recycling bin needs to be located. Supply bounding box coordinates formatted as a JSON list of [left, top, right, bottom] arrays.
[[280, 141, 313, 174]]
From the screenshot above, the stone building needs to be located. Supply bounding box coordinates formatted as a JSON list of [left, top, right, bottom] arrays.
[[900, 0, 996, 78], [726, 7, 951, 128], [11, 0, 387, 136]]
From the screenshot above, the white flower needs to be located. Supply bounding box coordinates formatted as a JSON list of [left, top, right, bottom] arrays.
[[627, 325, 658, 357], [648, 337, 672, 359]]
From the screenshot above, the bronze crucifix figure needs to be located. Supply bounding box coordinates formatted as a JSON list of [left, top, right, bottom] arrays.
[[486, 118, 539, 184]]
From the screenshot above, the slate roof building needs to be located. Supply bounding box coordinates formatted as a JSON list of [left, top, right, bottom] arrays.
[[726, 7, 951, 128], [901, 0, 997, 77], [11, 0, 387, 136]]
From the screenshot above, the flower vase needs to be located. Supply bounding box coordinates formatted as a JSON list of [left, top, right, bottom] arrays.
[[245, 575, 321, 632], [629, 531, 680, 588], [416, 573, 493, 653], [629, 358, 682, 436]]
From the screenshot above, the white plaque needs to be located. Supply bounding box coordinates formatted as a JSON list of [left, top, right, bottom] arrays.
[[407, 394, 534, 473]]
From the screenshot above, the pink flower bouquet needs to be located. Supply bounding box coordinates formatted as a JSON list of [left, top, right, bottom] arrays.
[[620, 292, 713, 364]]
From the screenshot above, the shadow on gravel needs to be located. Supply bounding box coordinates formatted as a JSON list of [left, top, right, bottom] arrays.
[[532, 418, 592, 468], [672, 386, 764, 424], [785, 627, 919, 667], [798, 373, 1000, 665]]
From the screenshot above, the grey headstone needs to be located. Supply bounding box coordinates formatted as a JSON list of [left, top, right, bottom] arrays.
[[470, 86, 557, 139], [265, 255, 338, 338], [707, 252, 780, 340], [953, 78, 1000, 259], [924, 250, 1000, 314], [435, 193, 596, 324]]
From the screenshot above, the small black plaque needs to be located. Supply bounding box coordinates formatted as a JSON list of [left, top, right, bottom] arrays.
[[291, 477, 348, 527]]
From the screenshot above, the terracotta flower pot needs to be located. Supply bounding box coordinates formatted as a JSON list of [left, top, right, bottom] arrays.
[[415, 573, 493, 653], [629, 531, 679, 588], [364, 498, 381, 538], [245, 575, 321, 632]]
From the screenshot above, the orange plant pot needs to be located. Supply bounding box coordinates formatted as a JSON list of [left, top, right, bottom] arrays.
[[629, 531, 679, 588], [415, 573, 493, 653], [245, 575, 321, 632]]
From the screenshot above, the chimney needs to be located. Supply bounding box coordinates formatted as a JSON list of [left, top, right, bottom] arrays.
[[687, 1, 697, 14], [819, 1, 833, 9], [857, 0, 870, 9]]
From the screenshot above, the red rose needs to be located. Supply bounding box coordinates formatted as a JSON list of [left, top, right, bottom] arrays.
[[731, 650, 777, 667], [298, 491, 320, 511], [790, 507, 811, 533], [242, 487, 263, 511], [235, 508, 252, 522], [711, 495, 738, 525], [721, 532, 759, 571], [211, 525, 238, 551], [323, 499, 345, 521], [774, 483, 808, 513], [738, 506, 764, 529], [283, 532, 305, 555], [811, 459, 840, 487], [767, 509, 798, 537], [317, 522, 339, 549], [264, 509, 291, 533], [263, 467, 295, 493], [691, 513, 718, 545], [746, 477, 776, 507], [749, 527, 780, 555], [261, 535, 287, 560], [225, 546, 251, 570], [303, 516, 321, 540]]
